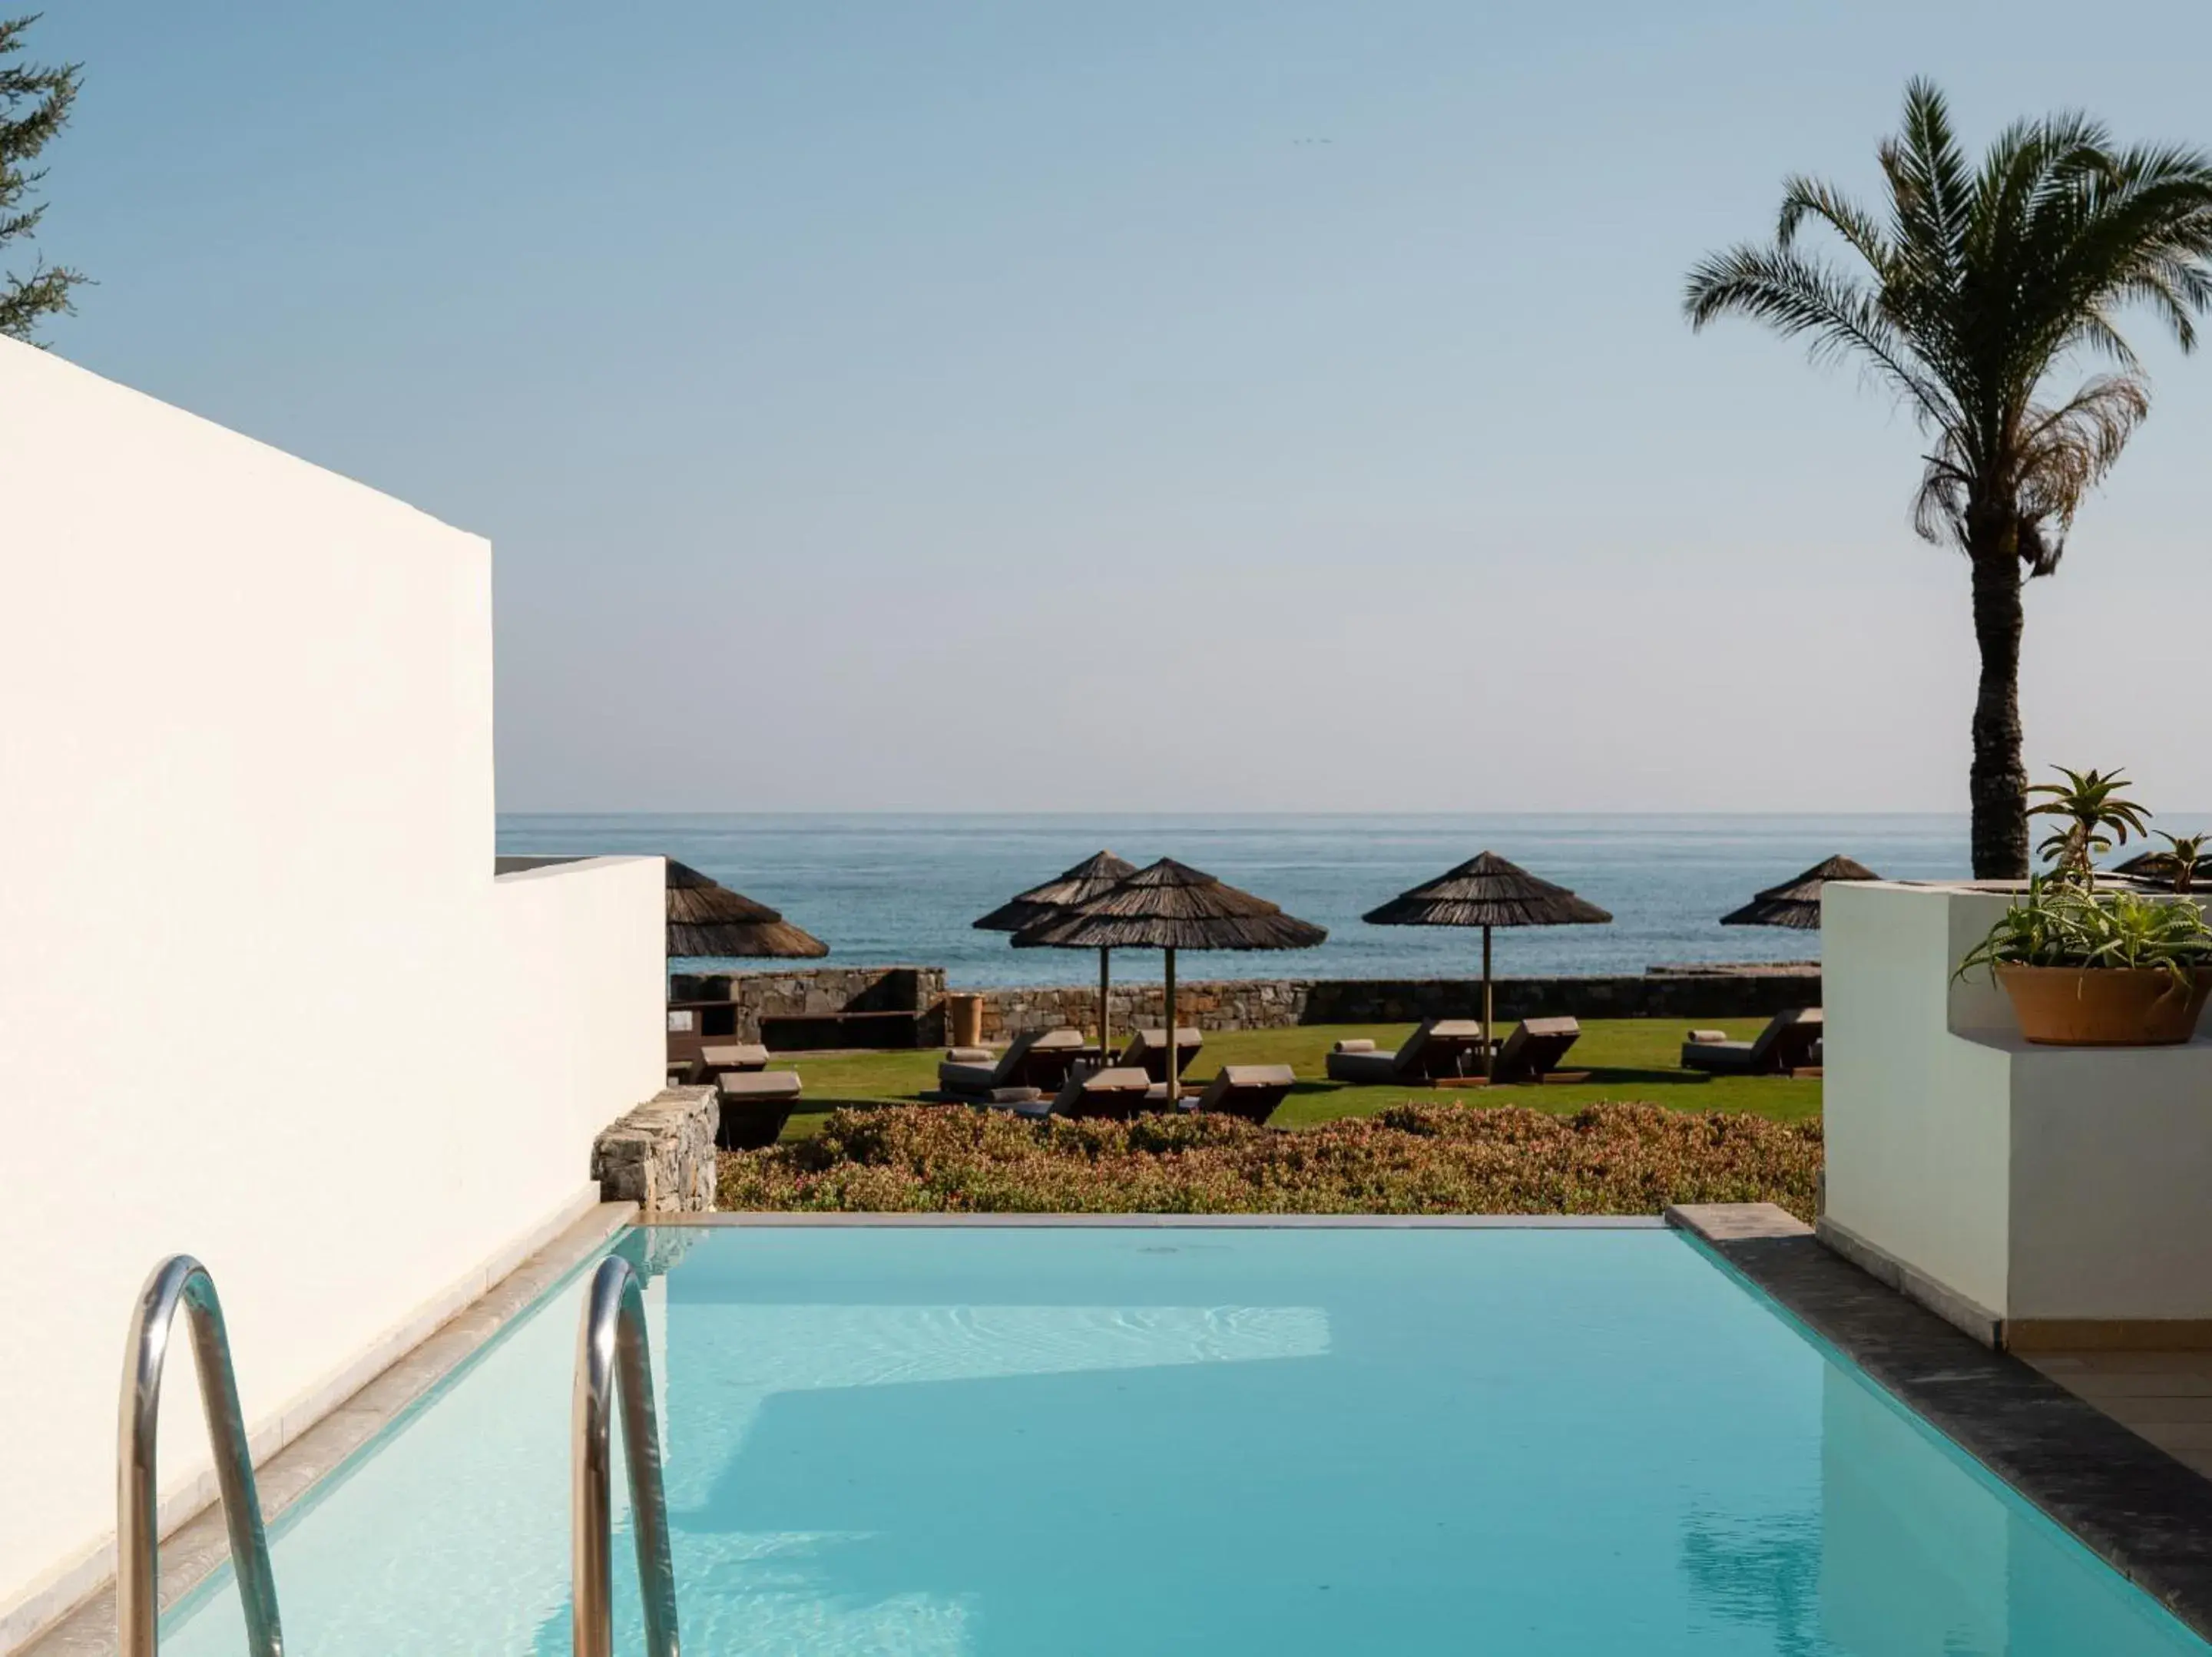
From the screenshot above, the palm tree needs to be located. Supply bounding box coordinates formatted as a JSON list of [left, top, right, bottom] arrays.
[[1685, 81, 2212, 876]]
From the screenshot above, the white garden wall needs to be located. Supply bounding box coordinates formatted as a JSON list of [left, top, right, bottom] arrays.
[[0, 339, 664, 1646], [1823, 880, 2212, 1346]]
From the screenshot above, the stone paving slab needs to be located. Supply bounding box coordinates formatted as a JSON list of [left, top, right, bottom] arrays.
[[1664, 1202, 1812, 1241], [2030, 1351, 2212, 1477]]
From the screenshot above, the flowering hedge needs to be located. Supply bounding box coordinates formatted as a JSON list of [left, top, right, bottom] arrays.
[[716, 1102, 1822, 1219]]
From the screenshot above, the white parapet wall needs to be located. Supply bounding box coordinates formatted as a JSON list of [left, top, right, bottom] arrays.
[[1823, 880, 2212, 1348], [0, 340, 667, 1646]]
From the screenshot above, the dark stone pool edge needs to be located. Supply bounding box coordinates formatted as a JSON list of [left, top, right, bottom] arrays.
[[1671, 1205, 2212, 1643]]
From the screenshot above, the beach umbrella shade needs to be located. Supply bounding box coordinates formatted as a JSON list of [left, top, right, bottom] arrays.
[[2111, 849, 2209, 891], [1362, 852, 1611, 1077], [973, 850, 1137, 1051], [1719, 855, 1882, 931], [1014, 858, 1326, 1097], [664, 860, 829, 958]]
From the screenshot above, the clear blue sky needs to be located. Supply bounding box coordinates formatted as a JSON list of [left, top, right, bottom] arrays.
[[35, 2, 2212, 812]]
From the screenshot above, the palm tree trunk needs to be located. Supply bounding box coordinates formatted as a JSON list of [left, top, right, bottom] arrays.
[[1968, 545, 2029, 878]]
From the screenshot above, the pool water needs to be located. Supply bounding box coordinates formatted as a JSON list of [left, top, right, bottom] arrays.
[[165, 1226, 2208, 1655]]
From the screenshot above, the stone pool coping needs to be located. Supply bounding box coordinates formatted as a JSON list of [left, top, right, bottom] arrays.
[[1668, 1202, 2212, 1642], [18, 1202, 635, 1657]]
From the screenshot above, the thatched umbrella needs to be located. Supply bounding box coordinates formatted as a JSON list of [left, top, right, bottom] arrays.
[[2112, 849, 2207, 891], [1015, 858, 1326, 1096], [974, 851, 1136, 1051], [664, 860, 828, 958], [1363, 852, 1611, 1077], [1720, 855, 1881, 931]]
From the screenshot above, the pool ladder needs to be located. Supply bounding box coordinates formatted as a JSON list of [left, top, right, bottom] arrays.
[[116, 1252, 680, 1656], [571, 1255, 681, 1657]]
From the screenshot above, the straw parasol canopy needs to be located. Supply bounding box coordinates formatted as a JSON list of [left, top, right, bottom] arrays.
[[664, 860, 828, 958], [1720, 855, 1881, 931], [972, 850, 1137, 933], [974, 851, 1137, 1050], [1015, 858, 1326, 1095], [1363, 852, 1611, 1076], [2112, 848, 2209, 891]]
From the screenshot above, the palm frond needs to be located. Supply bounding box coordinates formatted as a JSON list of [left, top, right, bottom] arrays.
[[1690, 80, 2212, 585], [1776, 174, 1894, 271], [1684, 245, 1951, 425], [1886, 79, 1975, 277]]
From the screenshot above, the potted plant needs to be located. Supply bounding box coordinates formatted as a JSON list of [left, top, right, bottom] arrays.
[[1957, 769, 2212, 1045]]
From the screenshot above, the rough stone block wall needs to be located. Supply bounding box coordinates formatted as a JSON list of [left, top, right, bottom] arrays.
[[592, 1085, 717, 1214], [972, 979, 1314, 1039], [667, 966, 949, 1043], [969, 970, 1821, 1037], [668, 964, 1821, 1047]]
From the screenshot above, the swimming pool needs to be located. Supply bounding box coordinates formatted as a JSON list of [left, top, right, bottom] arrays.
[[164, 1224, 2207, 1655]]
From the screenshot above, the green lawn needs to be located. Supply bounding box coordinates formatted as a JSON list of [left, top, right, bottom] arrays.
[[766, 1018, 1820, 1139]]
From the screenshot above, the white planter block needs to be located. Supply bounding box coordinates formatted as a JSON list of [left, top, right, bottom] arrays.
[[1823, 881, 2212, 1346]]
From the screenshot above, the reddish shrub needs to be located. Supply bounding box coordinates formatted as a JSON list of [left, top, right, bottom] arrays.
[[717, 1102, 1822, 1219]]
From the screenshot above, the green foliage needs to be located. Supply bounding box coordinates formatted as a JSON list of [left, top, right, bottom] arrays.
[[1956, 876, 2212, 989], [717, 1100, 1825, 1219], [2029, 764, 2150, 884], [0, 13, 85, 342], [2154, 832, 2210, 894], [1685, 80, 2212, 580]]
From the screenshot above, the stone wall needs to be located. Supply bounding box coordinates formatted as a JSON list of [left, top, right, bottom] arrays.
[[592, 1085, 717, 1214], [971, 979, 1307, 1040], [970, 969, 1822, 1038], [666, 964, 1820, 1048], [667, 966, 947, 1045]]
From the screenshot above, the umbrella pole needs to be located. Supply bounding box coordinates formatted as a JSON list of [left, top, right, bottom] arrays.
[[1482, 924, 1493, 1079], [1164, 946, 1177, 1102], [1099, 946, 1112, 1060]]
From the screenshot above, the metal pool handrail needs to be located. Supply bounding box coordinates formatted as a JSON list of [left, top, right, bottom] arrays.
[[571, 1254, 680, 1657], [118, 1255, 285, 1656]]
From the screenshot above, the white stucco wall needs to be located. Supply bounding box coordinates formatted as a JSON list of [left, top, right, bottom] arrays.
[[0, 339, 664, 1645], [2006, 1037, 2212, 1320], [1822, 882, 2017, 1319]]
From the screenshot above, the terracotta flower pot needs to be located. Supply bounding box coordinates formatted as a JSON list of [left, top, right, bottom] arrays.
[[1994, 964, 2212, 1046]]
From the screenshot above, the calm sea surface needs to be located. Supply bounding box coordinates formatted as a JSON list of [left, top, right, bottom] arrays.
[[496, 814, 1968, 987]]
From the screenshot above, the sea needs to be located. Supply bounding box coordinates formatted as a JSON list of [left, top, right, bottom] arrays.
[[495, 814, 1969, 987]]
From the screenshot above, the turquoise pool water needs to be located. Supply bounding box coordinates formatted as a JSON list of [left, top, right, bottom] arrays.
[[167, 1226, 2207, 1655]]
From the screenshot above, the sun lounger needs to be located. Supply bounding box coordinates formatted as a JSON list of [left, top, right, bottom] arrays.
[[1184, 1063, 1296, 1124], [1324, 1019, 1492, 1084], [937, 1029, 1090, 1097], [1488, 1017, 1589, 1085], [1681, 1007, 1824, 1076], [1018, 1065, 1154, 1120], [1115, 1027, 1204, 1082], [701, 1043, 770, 1071], [960, 1085, 1045, 1107], [714, 1067, 803, 1149]]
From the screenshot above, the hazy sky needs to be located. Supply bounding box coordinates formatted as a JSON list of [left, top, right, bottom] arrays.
[[35, 2, 2212, 812]]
